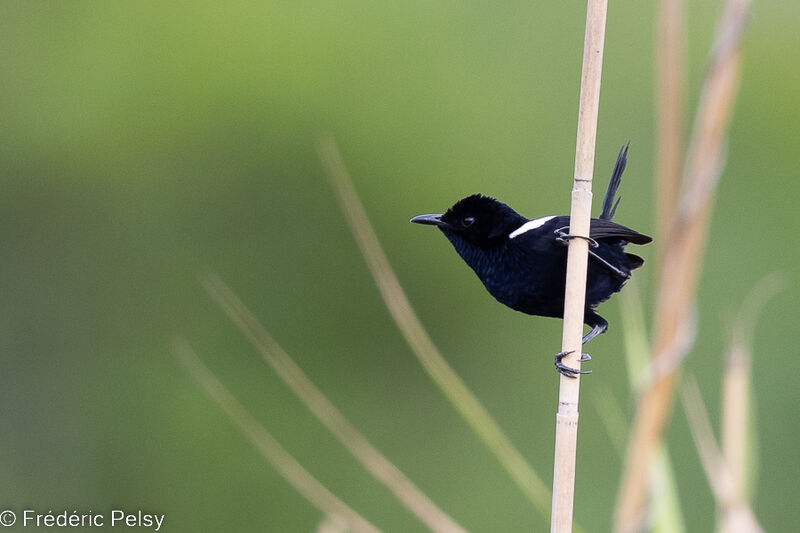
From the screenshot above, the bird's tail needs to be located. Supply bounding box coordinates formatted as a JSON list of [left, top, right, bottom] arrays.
[[600, 142, 629, 220]]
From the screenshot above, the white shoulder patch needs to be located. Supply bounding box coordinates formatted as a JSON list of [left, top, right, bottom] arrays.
[[509, 216, 556, 239]]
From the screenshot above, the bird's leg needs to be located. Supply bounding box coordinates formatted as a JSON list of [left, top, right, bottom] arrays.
[[554, 350, 592, 378], [588, 249, 631, 279], [582, 312, 609, 344], [582, 323, 608, 344], [550, 234, 611, 376], [589, 249, 631, 279]]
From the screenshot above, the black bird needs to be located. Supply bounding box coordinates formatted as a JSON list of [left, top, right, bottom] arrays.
[[410, 145, 651, 377]]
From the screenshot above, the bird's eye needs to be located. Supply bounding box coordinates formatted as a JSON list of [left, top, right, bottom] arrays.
[[462, 216, 475, 227]]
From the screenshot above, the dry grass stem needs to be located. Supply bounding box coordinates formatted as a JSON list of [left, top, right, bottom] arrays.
[[613, 0, 752, 529], [721, 341, 750, 507], [317, 515, 353, 533], [172, 339, 382, 533], [316, 136, 553, 519], [679, 377, 764, 533], [202, 274, 467, 533], [551, 0, 608, 531], [720, 274, 784, 532]]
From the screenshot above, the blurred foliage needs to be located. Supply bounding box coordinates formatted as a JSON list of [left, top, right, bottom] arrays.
[[0, 1, 798, 531]]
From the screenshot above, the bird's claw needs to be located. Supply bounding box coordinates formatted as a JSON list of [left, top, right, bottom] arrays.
[[554, 350, 592, 378], [555, 227, 631, 280], [554, 227, 599, 248]]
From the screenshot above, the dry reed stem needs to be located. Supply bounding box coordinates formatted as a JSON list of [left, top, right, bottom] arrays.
[[202, 274, 467, 533], [551, 0, 608, 531], [172, 339, 382, 533], [316, 136, 553, 520], [613, 0, 751, 530], [654, 0, 686, 270], [679, 377, 764, 533]]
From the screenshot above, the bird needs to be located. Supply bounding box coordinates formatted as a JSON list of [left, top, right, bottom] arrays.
[[410, 144, 651, 377]]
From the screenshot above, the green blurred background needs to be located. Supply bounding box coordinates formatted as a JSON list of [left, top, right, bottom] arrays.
[[1, 1, 798, 531]]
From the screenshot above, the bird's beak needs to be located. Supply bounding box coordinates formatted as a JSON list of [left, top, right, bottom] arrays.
[[410, 214, 449, 228]]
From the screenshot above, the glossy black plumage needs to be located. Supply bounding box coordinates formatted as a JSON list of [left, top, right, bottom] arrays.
[[411, 145, 651, 374]]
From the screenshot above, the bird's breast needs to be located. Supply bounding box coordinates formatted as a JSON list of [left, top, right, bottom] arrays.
[[469, 244, 563, 310]]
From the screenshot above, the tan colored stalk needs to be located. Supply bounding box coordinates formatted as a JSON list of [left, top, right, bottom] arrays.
[[550, 0, 608, 531], [680, 377, 764, 533], [202, 274, 467, 533], [316, 137, 553, 520], [172, 340, 382, 533], [720, 342, 750, 524], [613, 0, 751, 530], [654, 0, 685, 269]]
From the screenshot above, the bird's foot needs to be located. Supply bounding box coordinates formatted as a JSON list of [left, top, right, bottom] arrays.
[[554, 350, 592, 378], [554, 227, 599, 248]]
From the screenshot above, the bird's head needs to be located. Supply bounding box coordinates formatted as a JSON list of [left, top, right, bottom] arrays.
[[410, 194, 526, 249]]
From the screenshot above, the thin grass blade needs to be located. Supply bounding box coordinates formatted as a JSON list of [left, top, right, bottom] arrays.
[[317, 135, 552, 520], [172, 339, 382, 533], [202, 274, 468, 533]]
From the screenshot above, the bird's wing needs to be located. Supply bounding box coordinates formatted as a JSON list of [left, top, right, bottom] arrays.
[[589, 218, 652, 244]]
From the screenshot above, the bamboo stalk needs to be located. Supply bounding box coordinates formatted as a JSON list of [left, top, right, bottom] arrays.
[[550, 1, 608, 531], [202, 274, 468, 533], [172, 339, 382, 533], [613, 0, 751, 530]]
